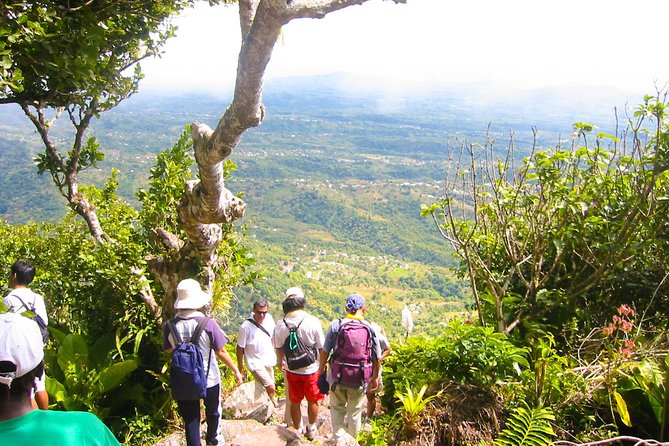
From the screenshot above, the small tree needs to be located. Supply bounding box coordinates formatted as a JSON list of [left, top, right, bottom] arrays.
[[423, 92, 669, 335], [1, 0, 407, 317]]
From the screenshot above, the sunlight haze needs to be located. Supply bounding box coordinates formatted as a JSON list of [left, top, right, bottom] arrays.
[[139, 0, 669, 96]]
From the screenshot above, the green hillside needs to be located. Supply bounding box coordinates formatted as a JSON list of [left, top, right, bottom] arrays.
[[0, 76, 635, 338]]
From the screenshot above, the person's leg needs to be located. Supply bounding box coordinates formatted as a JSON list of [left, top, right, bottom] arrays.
[[204, 384, 222, 445], [307, 399, 319, 425], [347, 389, 367, 437], [286, 372, 305, 429], [265, 366, 277, 404], [176, 399, 201, 446], [290, 397, 303, 429], [329, 387, 347, 440], [303, 371, 323, 426], [252, 366, 277, 405], [283, 373, 293, 427]]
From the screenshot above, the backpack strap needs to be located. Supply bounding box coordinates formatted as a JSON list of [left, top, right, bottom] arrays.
[[247, 318, 271, 337], [9, 293, 34, 313], [167, 318, 183, 345], [192, 317, 213, 382], [190, 317, 210, 345], [284, 317, 308, 352]]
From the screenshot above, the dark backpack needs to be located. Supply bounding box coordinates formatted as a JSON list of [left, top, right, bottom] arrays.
[[330, 319, 375, 388], [10, 293, 49, 344], [282, 318, 317, 371], [167, 317, 212, 401]]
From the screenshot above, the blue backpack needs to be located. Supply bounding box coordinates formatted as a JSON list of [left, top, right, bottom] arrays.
[[167, 317, 212, 401]]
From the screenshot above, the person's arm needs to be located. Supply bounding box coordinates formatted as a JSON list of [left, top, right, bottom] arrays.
[[368, 358, 380, 392], [318, 349, 329, 375], [35, 389, 49, 410], [216, 347, 243, 385], [162, 324, 174, 353], [319, 322, 337, 375], [276, 347, 286, 373], [236, 345, 247, 380]]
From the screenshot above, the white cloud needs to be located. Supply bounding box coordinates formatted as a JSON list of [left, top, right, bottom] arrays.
[[139, 0, 669, 95]]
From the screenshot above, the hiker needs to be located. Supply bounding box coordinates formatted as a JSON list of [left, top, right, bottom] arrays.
[[0, 312, 120, 444], [274, 287, 325, 441], [236, 298, 278, 407], [163, 279, 243, 446], [319, 293, 381, 441], [365, 322, 391, 420], [3, 260, 49, 410]]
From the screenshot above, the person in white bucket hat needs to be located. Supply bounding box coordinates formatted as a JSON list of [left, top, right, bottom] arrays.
[[0, 312, 120, 444], [164, 278, 243, 446]]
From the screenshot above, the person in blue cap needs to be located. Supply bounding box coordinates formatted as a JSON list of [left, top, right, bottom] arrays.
[[319, 293, 382, 441]]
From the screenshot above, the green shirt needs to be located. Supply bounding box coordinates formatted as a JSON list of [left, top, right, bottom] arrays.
[[0, 410, 120, 445]]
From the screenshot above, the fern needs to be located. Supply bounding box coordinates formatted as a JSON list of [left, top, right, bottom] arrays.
[[495, 404, 556, 446]]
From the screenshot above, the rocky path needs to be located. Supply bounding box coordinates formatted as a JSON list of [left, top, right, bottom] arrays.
[[154, 383, 359, 446]]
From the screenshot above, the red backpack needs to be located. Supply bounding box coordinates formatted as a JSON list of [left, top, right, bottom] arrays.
[[330, 319, 375, 389]]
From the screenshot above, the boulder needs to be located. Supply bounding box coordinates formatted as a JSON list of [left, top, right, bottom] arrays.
[[223, 381, 273, 423]]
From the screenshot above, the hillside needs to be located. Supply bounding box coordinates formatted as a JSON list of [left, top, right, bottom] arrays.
[[0, 74, 640, 338]]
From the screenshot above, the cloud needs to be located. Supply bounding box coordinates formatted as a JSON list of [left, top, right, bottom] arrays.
[[139, 0, 669, 95]]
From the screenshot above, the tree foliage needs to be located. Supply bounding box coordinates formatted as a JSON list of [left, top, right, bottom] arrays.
[[423, 92, 669, 337], [0, 0, 208, 108]]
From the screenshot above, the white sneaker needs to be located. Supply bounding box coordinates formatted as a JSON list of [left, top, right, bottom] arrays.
[[305, 424, 317, 441]]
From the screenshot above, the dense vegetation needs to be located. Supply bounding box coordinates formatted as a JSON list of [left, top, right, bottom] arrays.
[[361, 93, 669, 446], [1, 65, 665, 444]]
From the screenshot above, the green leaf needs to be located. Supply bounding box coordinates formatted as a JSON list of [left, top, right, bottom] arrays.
[[57, 334, 89, 374], [614, 390, 632, 427], [98, 359, 138, 393]]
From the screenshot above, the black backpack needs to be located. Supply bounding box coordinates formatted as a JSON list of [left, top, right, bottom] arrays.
[[282, 318, 317, 371], [9, 293, 49, 343]]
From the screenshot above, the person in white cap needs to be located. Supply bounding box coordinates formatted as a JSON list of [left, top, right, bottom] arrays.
[[163, 278, 243, 446], [273, 286, 325, 441], [0, 312, 120, 444]]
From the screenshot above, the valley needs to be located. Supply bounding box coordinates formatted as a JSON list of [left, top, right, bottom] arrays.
[[0, 74, 640, 338]]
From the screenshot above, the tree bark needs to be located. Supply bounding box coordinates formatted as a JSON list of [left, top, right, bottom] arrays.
[[175, 0, 407, 295]]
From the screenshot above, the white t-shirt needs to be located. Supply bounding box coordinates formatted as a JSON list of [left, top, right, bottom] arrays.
[[238, 314, 277, 371], [3, 288, 48, 325], [273, 310, 324, 375]]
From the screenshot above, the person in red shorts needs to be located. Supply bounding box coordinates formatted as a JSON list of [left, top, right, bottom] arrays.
[[273, 287, 325, 441]]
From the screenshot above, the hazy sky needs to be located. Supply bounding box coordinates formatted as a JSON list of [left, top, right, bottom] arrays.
[[139, 0, 669, 95]]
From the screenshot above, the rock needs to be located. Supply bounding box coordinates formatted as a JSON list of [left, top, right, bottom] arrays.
[[223, 382, 273, 423], [153, 432, 186, 446], [221, 419, 303, 446], [322, 431, 359, 446], [154, 394, 338, 446]]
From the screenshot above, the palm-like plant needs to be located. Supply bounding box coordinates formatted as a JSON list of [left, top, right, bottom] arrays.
[[395, 382, 441, 434]]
